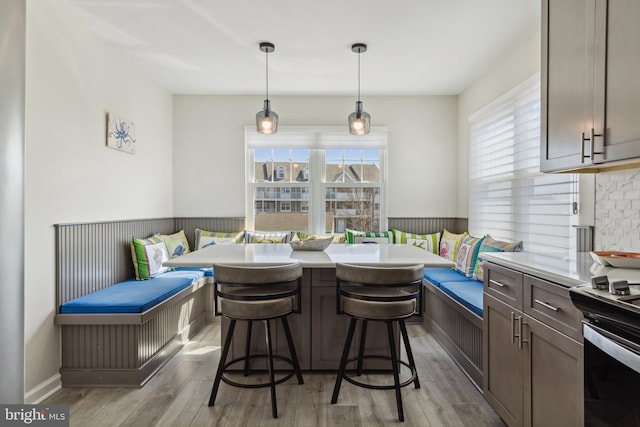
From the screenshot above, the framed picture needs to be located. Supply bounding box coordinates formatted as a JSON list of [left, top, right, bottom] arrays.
[[106, 112, 136, 154]]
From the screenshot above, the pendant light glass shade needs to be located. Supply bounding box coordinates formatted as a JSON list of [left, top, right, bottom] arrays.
[[349, 101, 370, 135], [256, 42, 278, 134], [256, 100, 278, 134], [348, 43, 370, 136]]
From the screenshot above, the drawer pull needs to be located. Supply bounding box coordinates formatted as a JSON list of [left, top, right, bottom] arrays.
[[534, 299, 559, 312], [489, 279, 506, 288]]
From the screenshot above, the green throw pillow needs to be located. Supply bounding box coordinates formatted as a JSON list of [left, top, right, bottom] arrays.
[[131, 233, 170, 280], [392, 229, 440, 254], [245, 230, 295, 244], [345, 229, 393, 244]]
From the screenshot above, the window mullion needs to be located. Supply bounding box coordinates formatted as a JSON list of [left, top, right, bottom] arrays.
[[310, 148, 324, 234]]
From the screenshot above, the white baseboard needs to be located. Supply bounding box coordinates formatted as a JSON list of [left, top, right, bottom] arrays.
[[24, 374, 62, 404]]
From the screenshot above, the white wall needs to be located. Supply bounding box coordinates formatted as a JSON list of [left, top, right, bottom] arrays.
[[173, 95, 459, 218], [24, 0, 173, 399]]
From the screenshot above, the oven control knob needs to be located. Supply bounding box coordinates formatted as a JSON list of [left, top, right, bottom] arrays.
[[609, 280, 630, 296], [591, 275, 609, 290]]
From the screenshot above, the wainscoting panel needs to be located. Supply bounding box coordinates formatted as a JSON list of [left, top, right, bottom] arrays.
[[55, 218, 175, 308], [388, 217, 468, 235], [173, 217, 245, 250]]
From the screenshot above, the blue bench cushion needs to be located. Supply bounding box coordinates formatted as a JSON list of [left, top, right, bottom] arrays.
[[60, 270, 205, 314], [438, 280, 484, 317], [173, 266, 214, 277], [423, 268, 468, 287]]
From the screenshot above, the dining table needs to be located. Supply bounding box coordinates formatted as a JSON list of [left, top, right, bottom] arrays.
[[164, 243, 455, 371], [163, 242, 456, 269]]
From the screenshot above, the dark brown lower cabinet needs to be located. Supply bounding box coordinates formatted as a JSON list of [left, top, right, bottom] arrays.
[[310, 268, 396, 370], [484, 293, 583, 427], [221, 267, 395, 371]]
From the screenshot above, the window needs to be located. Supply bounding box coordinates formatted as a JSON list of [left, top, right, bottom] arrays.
[[246, 126, 387, 233], [469, 74, 578, 253]]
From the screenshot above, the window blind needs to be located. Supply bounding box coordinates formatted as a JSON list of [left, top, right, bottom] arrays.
[[246, 126, 388, 149], [468, 74, 578, 253]]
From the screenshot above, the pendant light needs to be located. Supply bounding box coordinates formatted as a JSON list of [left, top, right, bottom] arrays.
[[348, 43, 371, 136], [256, 42, 278, 134]]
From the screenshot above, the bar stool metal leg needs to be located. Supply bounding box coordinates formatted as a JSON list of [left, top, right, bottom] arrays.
[[399, 320, 420, 389], [331, 317, 358, 404], [387, 320, 404, 422], [356, 319, 368, 376], [209, 319, 236, 407], [244, 320, 253, 377], [281, 317, 304, 384], [264, 319, 278, 418]]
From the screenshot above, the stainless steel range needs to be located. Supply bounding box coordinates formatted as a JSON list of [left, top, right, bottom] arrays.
[[570, 277, 640, 427]]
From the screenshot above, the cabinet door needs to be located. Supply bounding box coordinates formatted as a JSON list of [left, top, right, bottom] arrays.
[[483, 294, 525, 427], [541, 0, 597, 172], [593, 0, 640, 162], [523, 316, 584, 427], [311, 286, 355, 370], [311, 285, 398, 371]]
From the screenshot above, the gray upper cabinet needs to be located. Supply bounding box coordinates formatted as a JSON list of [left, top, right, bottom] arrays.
[[542, 0, 640, 172]]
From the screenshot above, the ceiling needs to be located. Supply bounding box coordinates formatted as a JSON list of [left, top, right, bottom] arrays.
[[57, 0, 540, 96]]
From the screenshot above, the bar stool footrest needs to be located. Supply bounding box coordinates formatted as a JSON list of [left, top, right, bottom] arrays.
[[221, 354, 296, 389], [341, 355, 417, 390]]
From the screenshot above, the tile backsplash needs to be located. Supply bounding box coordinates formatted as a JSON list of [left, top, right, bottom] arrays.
[[595, 168, 640, 250]]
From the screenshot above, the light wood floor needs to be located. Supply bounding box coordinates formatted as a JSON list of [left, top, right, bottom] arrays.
[[45, 319, 504, 427]]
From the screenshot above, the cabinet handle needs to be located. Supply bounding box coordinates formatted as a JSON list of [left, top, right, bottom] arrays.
[[534, 299, 559, 312], [518, 316, 528, 349], [582, 128, 604, 162], [511, 312, 518, 344], [489, 279, 506, 288]]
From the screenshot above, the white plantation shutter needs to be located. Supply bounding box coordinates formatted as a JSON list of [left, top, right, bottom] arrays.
[[469, 74, 578, 253]]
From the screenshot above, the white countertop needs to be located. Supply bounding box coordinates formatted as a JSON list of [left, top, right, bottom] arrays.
[[480, 251, 640, 287], [164, 243, 456, 269]]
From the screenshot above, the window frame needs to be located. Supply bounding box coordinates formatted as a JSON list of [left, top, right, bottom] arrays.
[[245, 126, 388, 234]]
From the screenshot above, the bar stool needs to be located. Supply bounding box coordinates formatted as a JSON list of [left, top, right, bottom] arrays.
[[331, 263, 424, 422], [208, 262, 304, 418]]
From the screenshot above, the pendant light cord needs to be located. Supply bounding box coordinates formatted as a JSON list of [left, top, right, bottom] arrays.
[[357, 49, 361, 102], [265, 49, 269, 101]]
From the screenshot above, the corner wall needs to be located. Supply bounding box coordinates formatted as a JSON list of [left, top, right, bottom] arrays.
[[24, 0, 174, 401]]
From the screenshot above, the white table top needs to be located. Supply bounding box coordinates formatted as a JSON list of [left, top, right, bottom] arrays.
[[164, 243, 455, 268]]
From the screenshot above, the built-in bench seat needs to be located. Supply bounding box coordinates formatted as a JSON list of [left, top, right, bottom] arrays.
[[59, 269, 209, 314], [423, 268, 483, 317], [422, 266, 483, 391], [54, 218, 243, 388]]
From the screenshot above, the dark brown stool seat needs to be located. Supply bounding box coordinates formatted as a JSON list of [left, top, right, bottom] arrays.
[[208, 262, 304, 419], [331, 263, 424, 422]]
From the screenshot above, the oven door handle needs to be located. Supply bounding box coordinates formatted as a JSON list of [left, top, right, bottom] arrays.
[[583, 322, 640, 375]]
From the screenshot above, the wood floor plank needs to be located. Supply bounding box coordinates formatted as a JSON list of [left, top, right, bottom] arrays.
[[44, 318, 503, 426]]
